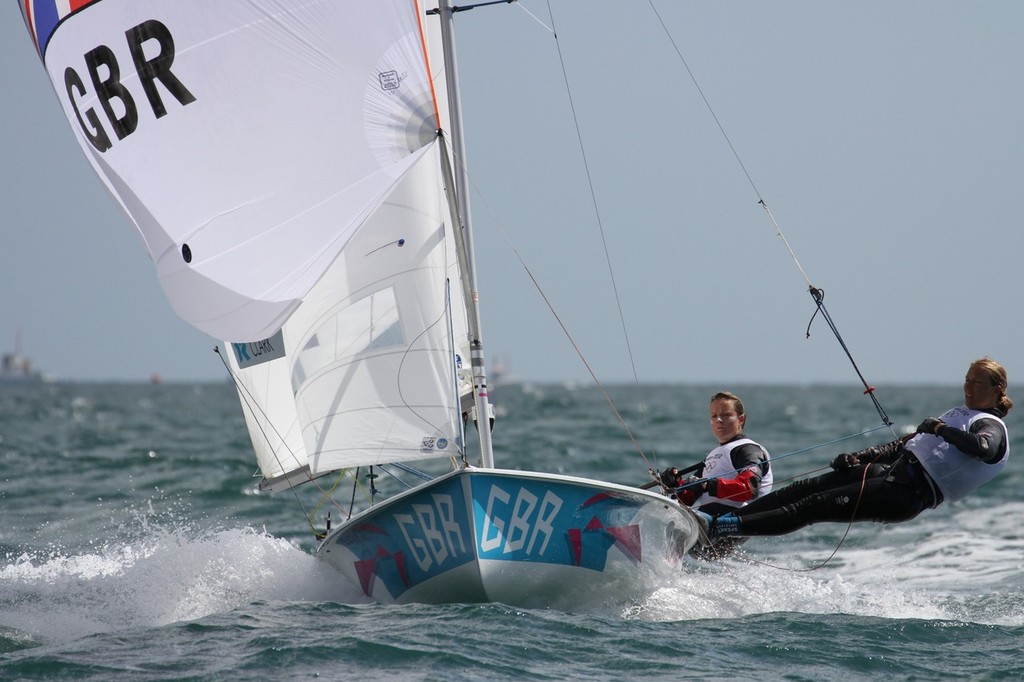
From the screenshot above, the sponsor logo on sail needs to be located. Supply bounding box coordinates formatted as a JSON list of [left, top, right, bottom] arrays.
[[231, 330, 286, 369], [378, 70, 400, 91]]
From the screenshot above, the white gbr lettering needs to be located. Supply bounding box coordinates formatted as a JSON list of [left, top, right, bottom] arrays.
[[529, 491, 562, 555], [481, 484, 563, 556], [395, 494, 465, 572], [505, 488, 537, 553], [481, 485, 510, 552]]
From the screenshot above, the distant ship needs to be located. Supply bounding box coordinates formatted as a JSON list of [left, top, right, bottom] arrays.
[[490, 357, 519, 387], [0, 334, 46, 383]]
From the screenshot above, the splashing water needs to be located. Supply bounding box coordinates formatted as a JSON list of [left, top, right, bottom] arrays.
[[0, 520, 367, 644]]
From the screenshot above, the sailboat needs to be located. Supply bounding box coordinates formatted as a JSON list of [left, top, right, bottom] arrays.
[[21, 0, 701, 607]]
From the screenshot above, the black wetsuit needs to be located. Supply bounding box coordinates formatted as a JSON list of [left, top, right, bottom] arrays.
[[729, 409, 1007, 536]]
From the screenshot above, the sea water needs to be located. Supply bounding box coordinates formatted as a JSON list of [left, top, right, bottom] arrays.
[[1, 382, 1022, 680]]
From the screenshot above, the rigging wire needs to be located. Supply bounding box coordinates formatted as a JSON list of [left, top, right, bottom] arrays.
[[511, 0, 552, 31], [646, 0, 893, 434], [214, 346, 370, 532], [725, 462, 875, 574], [427, 3, 663, 473], [439, 134, 655, 474], [537, 0, 666, 474], [544, 1, 646, 399], [645, 0, 903, 568]]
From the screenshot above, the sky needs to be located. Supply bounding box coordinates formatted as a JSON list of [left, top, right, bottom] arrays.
[[2, 1, 1022, 388]]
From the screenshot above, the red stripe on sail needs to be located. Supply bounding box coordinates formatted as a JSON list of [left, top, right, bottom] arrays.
[[22, 0, 38, 55], [413, 0, 442, 132]]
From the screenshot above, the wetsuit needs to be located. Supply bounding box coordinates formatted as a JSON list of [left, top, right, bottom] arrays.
[[679, 435, 771, 559], [727, 407, 1008, 536]]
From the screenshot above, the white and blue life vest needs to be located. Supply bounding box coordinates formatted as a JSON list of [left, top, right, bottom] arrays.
[[904, 406, 1009, 502], [695, 437, 773, 509]]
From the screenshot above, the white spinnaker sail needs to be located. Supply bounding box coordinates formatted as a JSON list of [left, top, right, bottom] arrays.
[[30, 0, 473, 486], [31, 0, 442, 342]]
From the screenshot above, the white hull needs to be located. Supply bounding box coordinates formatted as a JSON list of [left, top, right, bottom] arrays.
[[317, 468, 700, 608]]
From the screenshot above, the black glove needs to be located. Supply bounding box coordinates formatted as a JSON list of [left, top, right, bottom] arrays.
[[660, 467, 682, 488], [830, 453, 858, 471], [917, 417, 943, 435]]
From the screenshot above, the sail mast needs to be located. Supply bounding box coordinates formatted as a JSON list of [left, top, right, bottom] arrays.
[[435, 0, 495, 468]]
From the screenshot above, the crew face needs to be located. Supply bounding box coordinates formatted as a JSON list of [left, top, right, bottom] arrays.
[[710, 398, 745, 444], [964, 365, 1000, 411]]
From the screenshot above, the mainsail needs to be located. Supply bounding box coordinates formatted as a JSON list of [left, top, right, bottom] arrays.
[[26, 0, 472, 487]]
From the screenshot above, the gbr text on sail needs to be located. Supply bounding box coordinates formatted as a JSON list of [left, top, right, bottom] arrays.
[[61, 20, 195, 153]]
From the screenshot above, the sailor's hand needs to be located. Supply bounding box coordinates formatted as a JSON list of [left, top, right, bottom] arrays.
[[676, 476, 707, 506], [830, 453, 858, 471], [660, 467, 682, 488], [682, 475, 708, 491], [917, 417, 943, 435]]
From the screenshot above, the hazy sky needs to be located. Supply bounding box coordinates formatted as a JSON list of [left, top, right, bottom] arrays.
[[2, 2, 1022, 388]]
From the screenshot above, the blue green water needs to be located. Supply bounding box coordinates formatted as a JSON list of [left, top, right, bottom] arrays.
[[2, 382, 1022, 679]]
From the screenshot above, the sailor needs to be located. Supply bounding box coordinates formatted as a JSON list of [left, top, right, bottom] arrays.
[[702, 357, 1011, 540], [660, 391, 772, 557]]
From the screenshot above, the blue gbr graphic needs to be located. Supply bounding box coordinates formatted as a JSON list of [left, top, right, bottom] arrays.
[[336, 476, 474, 600], [472, 475, 646, 572]]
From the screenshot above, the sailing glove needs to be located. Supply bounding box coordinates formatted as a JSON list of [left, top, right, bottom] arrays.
[[917, 417, 943, 435], [660, 467, 682, 488], [830, 453, 859, 471]]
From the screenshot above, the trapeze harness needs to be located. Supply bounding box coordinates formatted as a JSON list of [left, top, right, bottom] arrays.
[[694, 437, 773, 509], [903, 406, 1009, 504]]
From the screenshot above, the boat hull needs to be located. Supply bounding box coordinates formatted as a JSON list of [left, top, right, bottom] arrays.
[[316, 468, 700, 608]]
